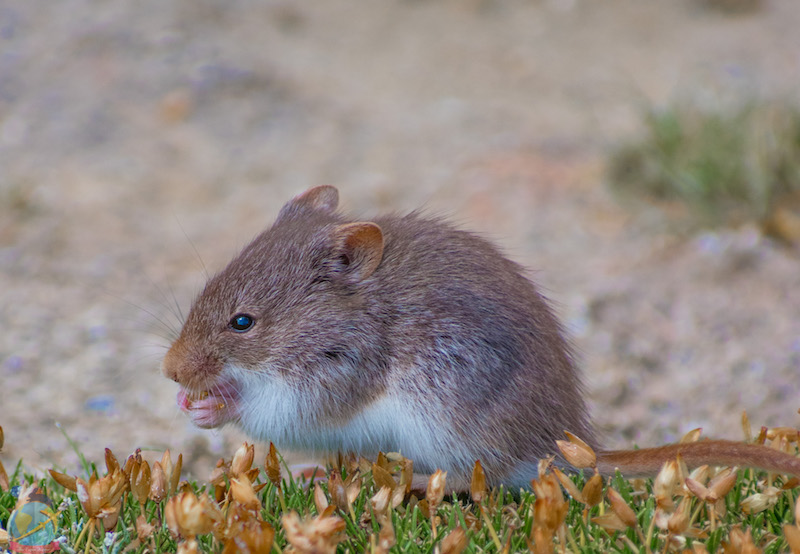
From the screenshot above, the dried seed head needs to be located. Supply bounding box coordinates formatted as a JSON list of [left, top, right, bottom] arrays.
[[281, 511, 346, 554], [606, 488, 637, 528], [314, 482, 329, 514], [582, 473, 604, 508], [221, 520, 275, 554], [537, 457, 555, 478], [470, 460, 487, 504], [76, 471, 127, 533], [231, 442, 255, 478], [399, 458, 413, 495], [372, 463, 396, 491], [0, 425, 4, 451], [680, 428, 702, 443], [76, 470, 127, 519], [375, 515, 396, 554], [654, 460, 680, 510], [557, 432, 596, 469], [224, 502, 262, 540], [177, 538, 200, 554], [440, 526, 468, 554], [417, 499, 431, 520], [552, 468, 583, 503], [49, 469, 78, 493], [105, 448, 120, 473], [784, 524, 800, 554], [376, 452, 391, 470], [531, 473, 568, 534], [328, 471, 350, 513], [136, 514, 155, 541], [391, 484, 406, 509], [161, 449, 182, 496], [675, 453, 689, 483], [161, 449, 173, 477], [741, 487, 781, 514], [707, 467, 738, 500], [723, 526, 758, 553], [766, 427, 799, 444], [684, 477, 713, 503], [741, 411, 752, 442], [165, 491, 222, 538], [591, 513, 628, 533], [0, 461, 8, 493], [426, 470, 447, 514], [170, 453, 183, 496], [265, 443, 282, 489], [230, 475, 261, 511], [150, 461, 167, 504], [371, 486, 391, 517], [667, 496, 691, 535], [795, 493, 800, 527], [530, 525, 556, 554], [344, 475, 362, 507], [687, 464, 710, 486], [131, 459, 151, 506]]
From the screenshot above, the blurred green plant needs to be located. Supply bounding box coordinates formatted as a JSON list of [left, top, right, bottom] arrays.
[[608, 101, 800, 241]]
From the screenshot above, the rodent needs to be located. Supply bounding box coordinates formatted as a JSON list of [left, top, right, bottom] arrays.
[[162, 185, 800, 489]]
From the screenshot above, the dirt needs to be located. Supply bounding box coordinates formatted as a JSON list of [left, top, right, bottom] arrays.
[[1, 0, 799, 480]]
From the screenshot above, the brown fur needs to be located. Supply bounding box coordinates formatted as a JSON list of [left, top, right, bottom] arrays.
[[164, 186, 800, 487]]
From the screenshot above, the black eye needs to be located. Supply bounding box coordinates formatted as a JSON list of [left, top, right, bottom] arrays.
[[229, 314, 255, 332]]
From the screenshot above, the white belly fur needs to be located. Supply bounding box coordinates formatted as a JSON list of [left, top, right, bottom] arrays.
[[229, 365, 473, 474]]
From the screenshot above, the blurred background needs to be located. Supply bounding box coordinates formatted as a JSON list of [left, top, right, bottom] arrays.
[[1, 0, 799, 478]]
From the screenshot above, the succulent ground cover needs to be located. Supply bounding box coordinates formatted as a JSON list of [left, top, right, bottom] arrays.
[[2, 420, 800, 553]]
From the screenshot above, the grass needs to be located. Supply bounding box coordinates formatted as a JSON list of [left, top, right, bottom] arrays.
[[607, 101, 800, 239], [2, 424, 800, 553]]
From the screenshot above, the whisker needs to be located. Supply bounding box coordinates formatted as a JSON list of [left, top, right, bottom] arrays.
[[175, 214, 210, 281]]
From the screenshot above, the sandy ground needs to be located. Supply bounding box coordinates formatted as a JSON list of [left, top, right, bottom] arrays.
[[1, 0, 800, 480]]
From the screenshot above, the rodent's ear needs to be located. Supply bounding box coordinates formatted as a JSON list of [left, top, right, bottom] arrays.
[[332, 222, 384, 281], [278, 185, 339, 220]]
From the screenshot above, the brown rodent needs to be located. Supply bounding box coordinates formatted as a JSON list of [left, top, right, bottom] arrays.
[[162, 185, 800, 489]]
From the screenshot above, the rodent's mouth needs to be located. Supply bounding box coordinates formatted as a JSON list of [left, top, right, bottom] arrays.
[[176, 381, 240, 429]]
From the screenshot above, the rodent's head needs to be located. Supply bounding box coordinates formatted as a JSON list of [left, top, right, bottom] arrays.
[[162, 186, 387, 433]]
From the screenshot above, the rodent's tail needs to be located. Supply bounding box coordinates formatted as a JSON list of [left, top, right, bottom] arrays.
[[596, 440, 800, 478]]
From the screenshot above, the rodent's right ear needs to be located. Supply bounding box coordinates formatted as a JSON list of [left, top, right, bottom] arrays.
[[331, 222, 384, 281], [277, 185, 339, 220]]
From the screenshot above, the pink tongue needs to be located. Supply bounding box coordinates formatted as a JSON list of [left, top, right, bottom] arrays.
[[175, 386, 238, 429], [177, 389, 189, 411]]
